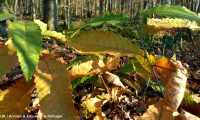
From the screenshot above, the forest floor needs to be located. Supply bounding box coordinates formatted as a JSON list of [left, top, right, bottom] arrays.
[[0, 33, 200, 120]]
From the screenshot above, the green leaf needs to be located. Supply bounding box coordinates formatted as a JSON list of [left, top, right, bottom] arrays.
[[0, 12, 15, 21], [144, 4, 200, 21], [87, 13, 131, 27], [71, 75, 93, 89], [34, 19, 66, 43], [69, 30, 141, 57], [34, 19, 47, 33], [43, 30, 66, 43], [115, 62, 136, 74], [8, 21, 42, 83], [182, 92, 198, 105]]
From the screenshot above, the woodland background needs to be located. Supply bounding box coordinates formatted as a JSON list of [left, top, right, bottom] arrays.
[[1, 0, 200, 31]]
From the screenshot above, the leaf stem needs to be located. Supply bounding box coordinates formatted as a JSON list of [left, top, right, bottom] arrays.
[[140, 36, 164, 96]]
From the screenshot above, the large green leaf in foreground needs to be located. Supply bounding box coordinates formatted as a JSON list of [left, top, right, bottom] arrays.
[[69, 30, 141, 57], [143, 4, 200, 21], [8, 21, 42, 83]]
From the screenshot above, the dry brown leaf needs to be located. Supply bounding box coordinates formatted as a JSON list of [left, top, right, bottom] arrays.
[[82, 96, 108, 120], [0, 41, 17, 79], [179, 110, 200, 120], [103, 71, 125, 88], [137, 60, 188, 120], [94, 113, 107, 120], [34, 54, 79, 120], [0, 79, 35, 118], [135, 101, 174, 120], [69, 57, 120, 80]]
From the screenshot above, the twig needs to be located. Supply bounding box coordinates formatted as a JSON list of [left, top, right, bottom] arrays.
[[140, 36, 164, 96], [101, 74, 111, 95]]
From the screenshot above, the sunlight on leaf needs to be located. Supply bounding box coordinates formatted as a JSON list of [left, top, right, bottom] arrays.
[[81, 97, 102, 113], [34, 19, 66, 43], [34, 53, 79, 120], [154, 57, 177, 84], [8, 21, 42, 83], [0, 42, 17, 79], [69, 30, 141, 57], [69, 57, 120, 80], [0, 79, 35, 115], [148, 18, 200, 30], [34, 19, 47, 33]]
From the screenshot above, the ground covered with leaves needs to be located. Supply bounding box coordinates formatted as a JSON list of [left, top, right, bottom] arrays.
[[0, 34, 199, 120]]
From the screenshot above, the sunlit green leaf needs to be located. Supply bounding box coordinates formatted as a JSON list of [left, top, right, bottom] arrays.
[[69, 30, 141, 57], [8, 21, 42, 83]]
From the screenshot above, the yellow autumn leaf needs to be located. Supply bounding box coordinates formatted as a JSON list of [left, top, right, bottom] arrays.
[[81, 97, 103, 113], [0, 79, 35, 117], [0, 41, 18, 79], [34, 54, 79, 120], [140, 25, 159, 36], [133, 54, 156, 80], [69, 57, 120, 80], [154, 57, 177, 84]]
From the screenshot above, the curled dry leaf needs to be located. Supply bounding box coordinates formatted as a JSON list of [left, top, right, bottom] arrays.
[[137, 60, 188, 120], [69, 57, 120, 80], [178, 110, 200, 120], [103, 71, 125, 88], [176, 110, 200, 120]]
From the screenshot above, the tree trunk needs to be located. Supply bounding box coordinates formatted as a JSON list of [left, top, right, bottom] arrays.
[[14, 0, 18, 14], [67, 0, 71, 29], [43, 0, 54, 30], [31, 0, 36, 20], [99, 0, 104, 15], [54, 0, 58, 31], [108, 0, 112, 13], [121, 0, 125, 13]]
